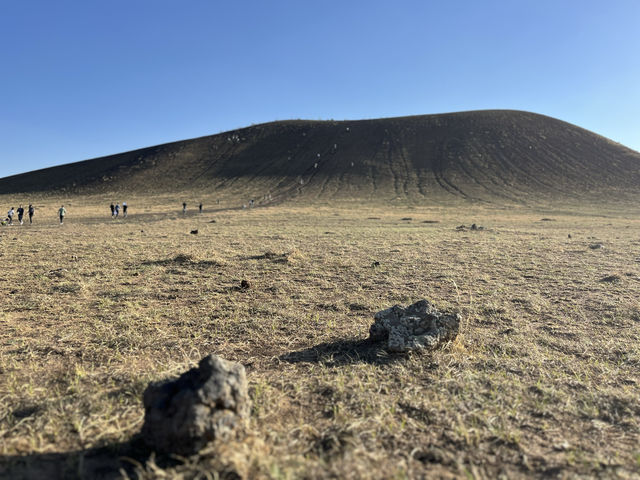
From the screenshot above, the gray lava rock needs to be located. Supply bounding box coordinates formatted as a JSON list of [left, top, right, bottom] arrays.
[[142, 354, 250, 455], [370, 299, 460, 353]]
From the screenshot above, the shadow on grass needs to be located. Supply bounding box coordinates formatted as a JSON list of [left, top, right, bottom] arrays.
[[239, 251, 293, 263], [280, 338, 405, 367], [141, 254, 221, 267], [0, 435, 178, 480]]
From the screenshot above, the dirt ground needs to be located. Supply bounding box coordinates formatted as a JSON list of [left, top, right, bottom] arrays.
[[0, 196, 639, 479]]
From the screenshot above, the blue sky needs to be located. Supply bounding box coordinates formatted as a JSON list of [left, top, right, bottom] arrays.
[[1, 0, 639, 177]]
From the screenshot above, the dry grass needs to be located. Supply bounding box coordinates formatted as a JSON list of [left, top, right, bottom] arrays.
[[0, 195, 639, 479]]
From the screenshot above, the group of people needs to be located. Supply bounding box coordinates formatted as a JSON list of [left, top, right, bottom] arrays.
[[4, 204, 35, 225], [1, 199, 250, 226], [110, 202, 128, 218], [2, 204, 66, 225], [182, 202, 203, 214]]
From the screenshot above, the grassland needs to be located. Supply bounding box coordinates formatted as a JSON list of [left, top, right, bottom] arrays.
[[0, 195, 639, 479]]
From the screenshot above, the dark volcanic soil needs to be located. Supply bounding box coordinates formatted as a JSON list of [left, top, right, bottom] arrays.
[[2, 110, 639, 204]]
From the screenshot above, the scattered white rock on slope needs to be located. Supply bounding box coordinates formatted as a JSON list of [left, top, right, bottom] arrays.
[[370, 299, 460, 352]]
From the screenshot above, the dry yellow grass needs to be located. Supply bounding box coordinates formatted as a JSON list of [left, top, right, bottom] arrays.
[[0, 194, 639, 479]]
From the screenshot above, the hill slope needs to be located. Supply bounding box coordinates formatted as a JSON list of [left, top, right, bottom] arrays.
[[2, 110, 639, 203]]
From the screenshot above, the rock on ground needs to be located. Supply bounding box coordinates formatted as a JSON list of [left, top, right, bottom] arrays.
[[370, 299, 460, 353], [142, 354, 250, 455]]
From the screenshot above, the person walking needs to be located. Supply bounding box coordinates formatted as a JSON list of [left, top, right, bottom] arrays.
[[182, 202, 187, 215], [199, 203, 203, 214], [7, 207, 14, 225], [110, 203, 115, 217], [28, 204, 34, 224], [114, 203, 120, 218], [17, 205, 24, 225], [58, 205, 66, 224], [122, 202, 128, 218]]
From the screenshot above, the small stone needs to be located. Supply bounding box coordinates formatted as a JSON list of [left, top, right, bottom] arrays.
[[589, 243, 603, 249], [553, 441, 570, 451], [142, 354, 250, 455], [599, 274, 621, 283], [370, 299, 460, 353]]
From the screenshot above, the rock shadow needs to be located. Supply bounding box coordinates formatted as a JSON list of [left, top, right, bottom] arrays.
[[280, 338, 403, 367], [0, 435, 163, 480]]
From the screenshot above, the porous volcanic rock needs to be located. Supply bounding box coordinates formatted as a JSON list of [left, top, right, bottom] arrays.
[[142, 354, 250, 455], [370, 300, 460, 353]]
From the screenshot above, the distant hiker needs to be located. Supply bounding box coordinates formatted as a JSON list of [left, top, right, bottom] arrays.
[[58, 205, 66, 224], [28, 204, 34, 224], [7, 207, 14, 225], [115, 203, 120, 218], [123, 202, 128, 218], [182, 202, 187, 215], [199, 203, 203, 214], [17, 205, 24, 225], [110, 203, 115, 217], [249, 199, 254, 208]]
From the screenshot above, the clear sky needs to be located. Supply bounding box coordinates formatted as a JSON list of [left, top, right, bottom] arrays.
[[1, 0, 639, 178]]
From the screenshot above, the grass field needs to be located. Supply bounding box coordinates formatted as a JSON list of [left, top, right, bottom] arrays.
[[1, 195, 639, 479]]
